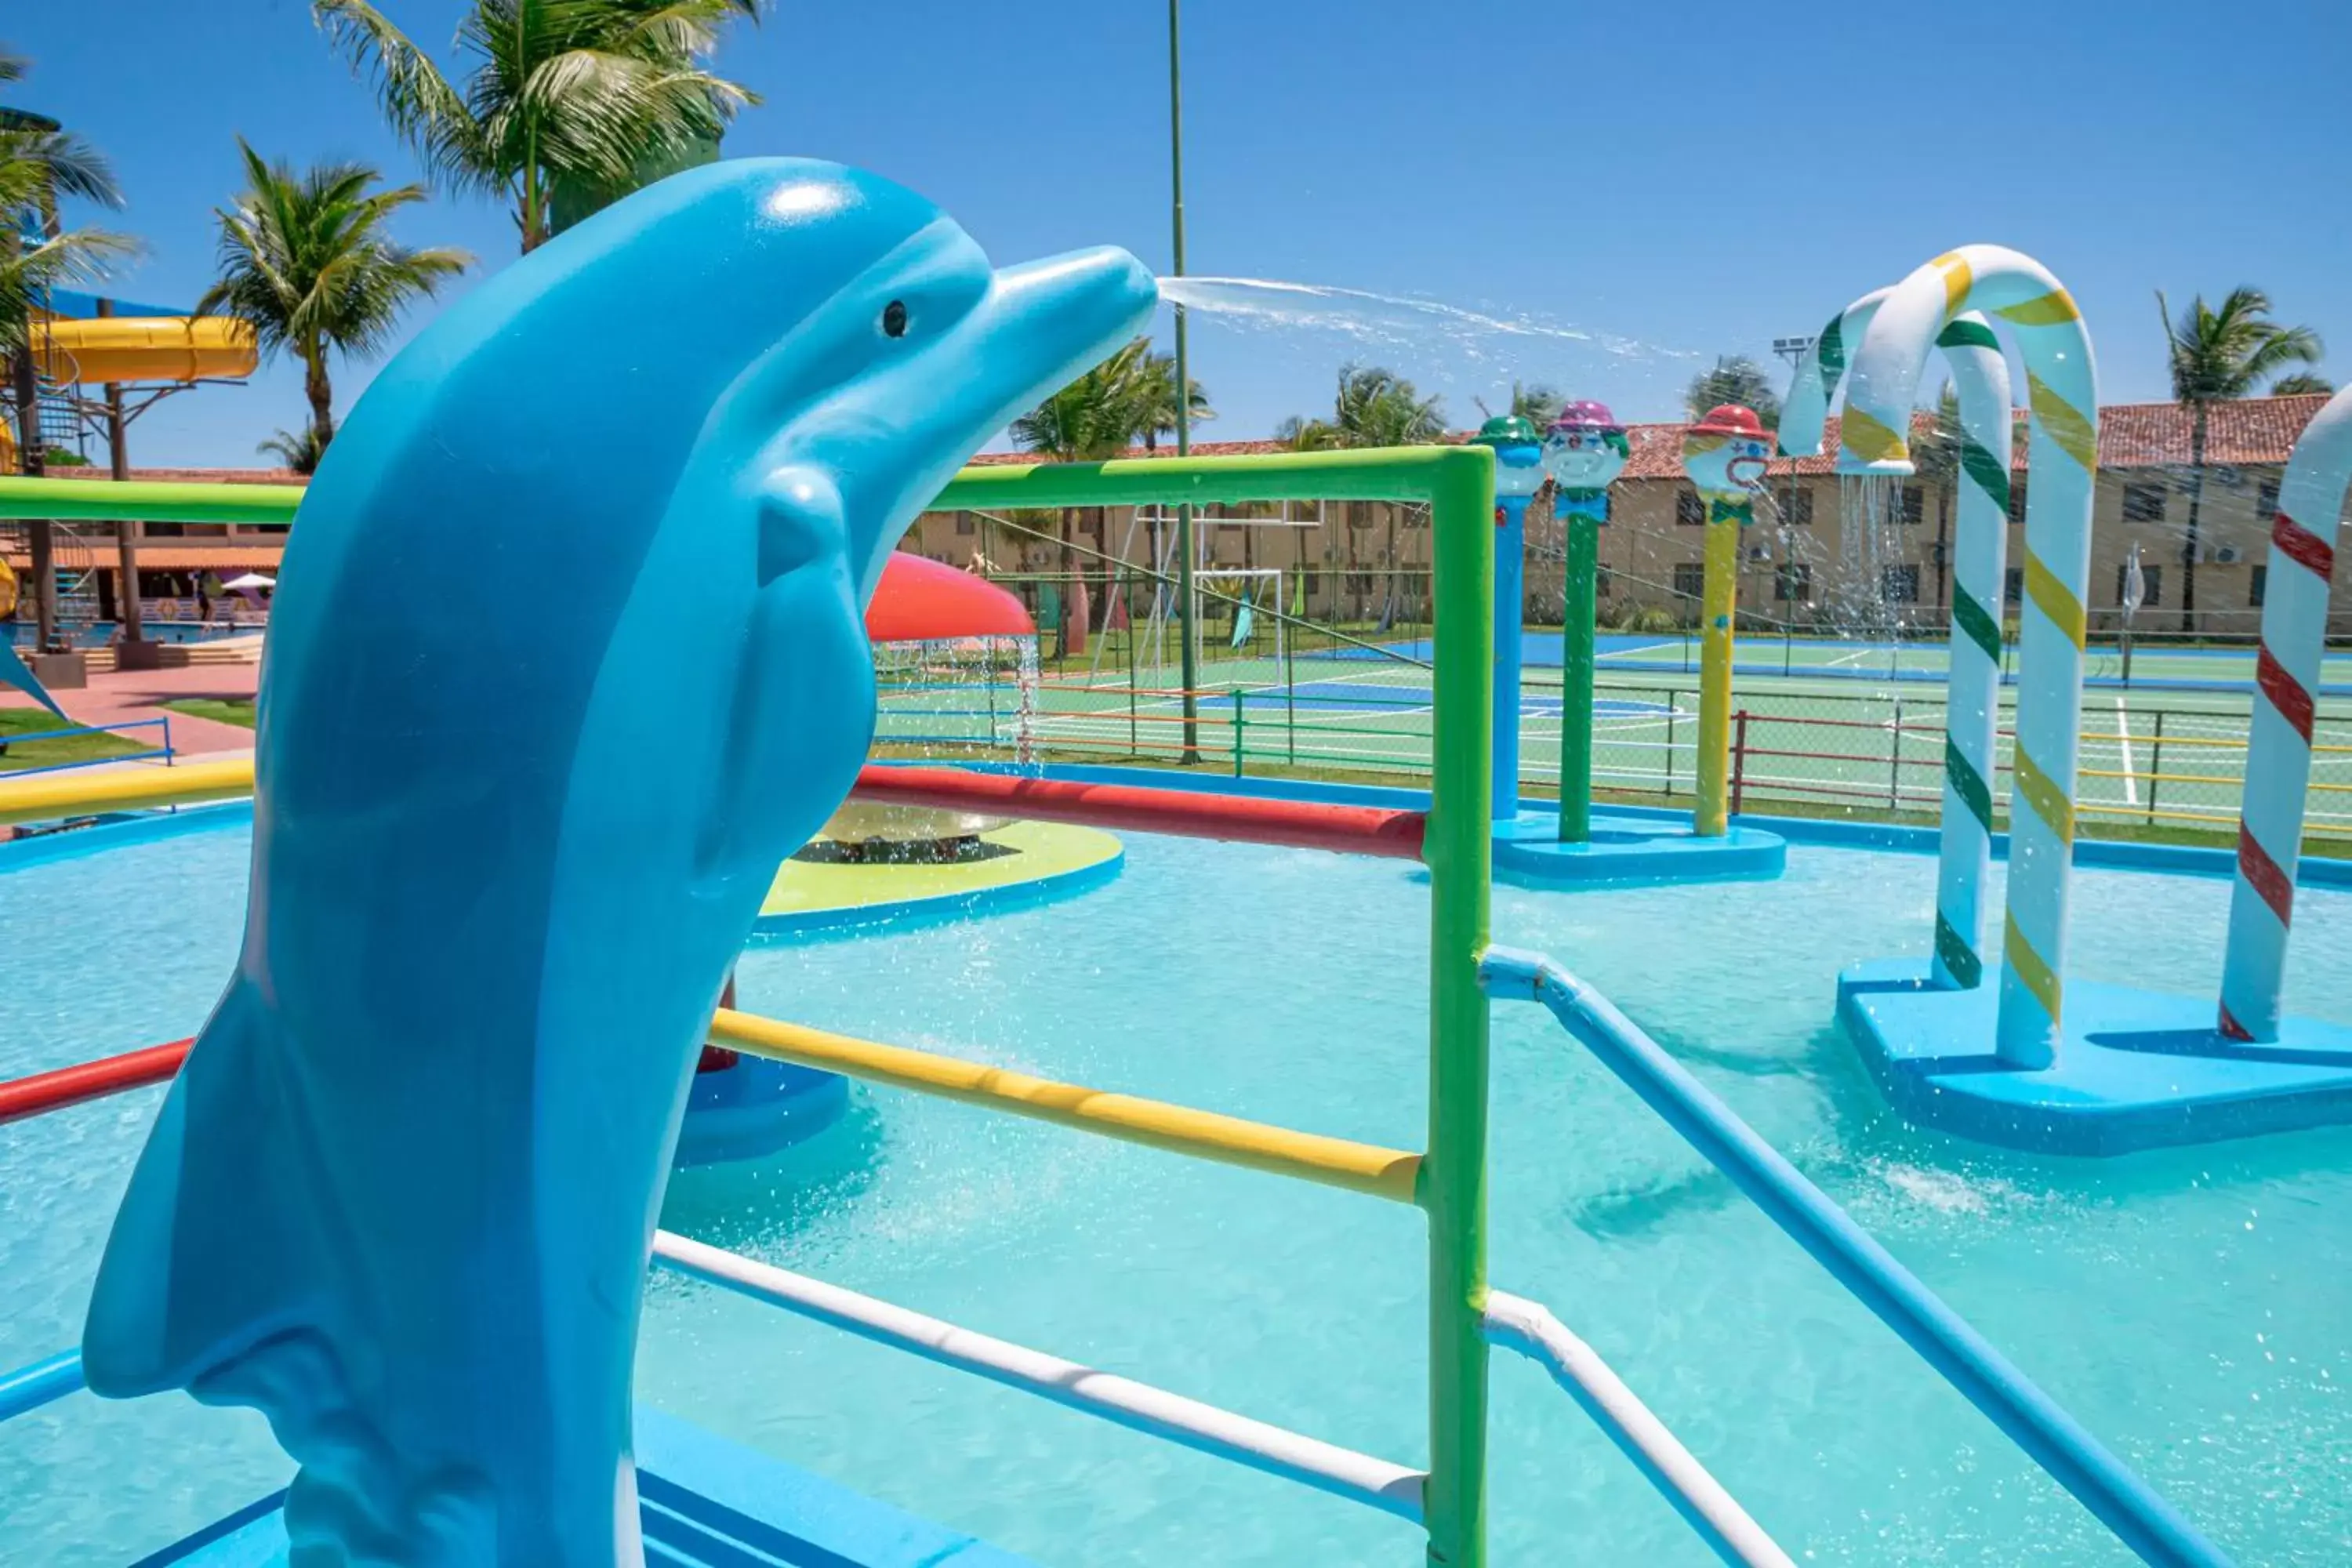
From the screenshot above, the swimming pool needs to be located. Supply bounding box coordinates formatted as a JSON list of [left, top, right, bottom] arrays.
[[4, 814, 2349, 1564]]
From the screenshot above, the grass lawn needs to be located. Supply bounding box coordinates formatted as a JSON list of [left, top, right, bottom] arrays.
[[0, 708, 156, 772], [158, 697, 257, 729]]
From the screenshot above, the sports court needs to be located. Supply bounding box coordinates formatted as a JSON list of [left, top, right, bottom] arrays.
[[881, 637, 2352, 840]]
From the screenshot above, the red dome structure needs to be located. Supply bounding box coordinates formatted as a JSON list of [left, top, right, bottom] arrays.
[[866, 552, 1035, 641]]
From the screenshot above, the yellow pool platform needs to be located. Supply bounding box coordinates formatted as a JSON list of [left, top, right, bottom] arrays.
[[756, 818, 1123, 938]]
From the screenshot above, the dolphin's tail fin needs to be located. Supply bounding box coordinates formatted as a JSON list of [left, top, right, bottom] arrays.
[[83, 977, 329, 1403]]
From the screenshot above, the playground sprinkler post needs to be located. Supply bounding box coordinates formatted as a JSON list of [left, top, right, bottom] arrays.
[[1472, 416, 1547, 820], [1540, 402, 1630, 842], [1682, 405, 1773, 837]]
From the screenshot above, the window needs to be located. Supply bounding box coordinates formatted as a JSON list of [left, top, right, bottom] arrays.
[[2250, 565, 2267, 608], [2122, 483, 2168, 523], [142, 521, 185, 538], [1882, 565, 1921, 604], [2257, 480, 2281, 521], [954, 510, 975, 536], [1595, 568, 1613, 598], [2117, 562, 2163, 608], [1774, 485, 1813, 526], [2009, 478, 2027, 524], [2005, 566, 2024, 605], [1899, 485, 1925, 524], [249, 524, 289, 535], [1672, 562, 1706, 598], [1675, 487, 1704, 526], [1774, 563, 1813, 603]]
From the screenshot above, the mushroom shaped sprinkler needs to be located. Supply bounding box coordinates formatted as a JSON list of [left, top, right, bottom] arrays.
[[1473, 414, 1548, 819], [1681, 405, 1773, 837], [1541, 401, 1630, 841]]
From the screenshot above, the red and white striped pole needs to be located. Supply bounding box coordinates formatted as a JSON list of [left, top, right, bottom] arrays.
[[2220, 387, 2352, 1042]]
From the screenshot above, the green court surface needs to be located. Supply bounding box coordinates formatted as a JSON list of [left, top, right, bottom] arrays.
[[877, 647, 2352, 842]]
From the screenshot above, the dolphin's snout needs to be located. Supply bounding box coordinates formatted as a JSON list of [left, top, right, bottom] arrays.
[[989, 245, 1158, 330]]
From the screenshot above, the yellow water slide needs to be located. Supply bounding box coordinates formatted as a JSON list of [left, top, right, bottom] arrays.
[[1, 314, 257, 465]]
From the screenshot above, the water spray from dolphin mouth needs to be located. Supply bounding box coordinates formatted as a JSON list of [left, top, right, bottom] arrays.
[[1156, 275, 1699, 365]]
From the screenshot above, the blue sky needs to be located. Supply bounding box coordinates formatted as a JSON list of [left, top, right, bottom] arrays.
[[8, 0, 2347, 466]]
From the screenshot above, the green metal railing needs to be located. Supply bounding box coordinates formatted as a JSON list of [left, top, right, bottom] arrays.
[[0, 448, 1507, 1566]]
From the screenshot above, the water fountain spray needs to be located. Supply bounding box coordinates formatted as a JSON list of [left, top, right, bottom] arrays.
[[1781, 291, 2014, 993]]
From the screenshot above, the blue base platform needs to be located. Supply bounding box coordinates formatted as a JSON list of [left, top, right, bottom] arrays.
[[1838, 958, 2352, 1155], [677, 1056, 851, 1167], [139, 1406, 1031, 1567], [1491, 810, 1786, 887]]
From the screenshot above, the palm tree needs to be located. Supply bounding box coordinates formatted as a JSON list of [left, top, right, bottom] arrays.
[[1683, 354, 1780, 428], [315, 0, 766, 253], [2158, 287, 2325, 630], [197, 140, 471, 460], [0, 57, 137, 654], [1303, 364, 1446, 622], [1011, 337, 1207, 639], [2270, 372, 2334, 397], [257, 425, 330, 475], [1496, 379, 1563, 429]]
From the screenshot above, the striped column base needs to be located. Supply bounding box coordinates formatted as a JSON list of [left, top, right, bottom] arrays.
[[1837, 957, 2352, 1156]]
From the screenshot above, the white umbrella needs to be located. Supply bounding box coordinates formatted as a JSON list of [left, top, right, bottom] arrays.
[[222, 572, 275, 592]]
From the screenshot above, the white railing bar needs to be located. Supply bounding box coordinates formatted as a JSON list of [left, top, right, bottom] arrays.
[[1483, 1290, 1795, 1568], [651, 1231, 1426, 1521]]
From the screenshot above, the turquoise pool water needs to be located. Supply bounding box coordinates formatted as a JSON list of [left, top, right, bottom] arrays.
[[4, 813, 2350, 1564]]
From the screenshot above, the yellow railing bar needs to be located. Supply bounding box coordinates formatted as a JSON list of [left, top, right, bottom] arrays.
[[2077, 767, 2242, 788], [2077, 731, 2245, 750], [0, 757, 255, 826], [710, 1007, 1422, 1204], [2074, 800, 2238, 826]]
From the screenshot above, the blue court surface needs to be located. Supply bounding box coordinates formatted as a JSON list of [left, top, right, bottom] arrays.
[[1336, 631, 2352, 696]]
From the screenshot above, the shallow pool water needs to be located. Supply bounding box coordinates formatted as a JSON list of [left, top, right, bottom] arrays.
[[4, 812, 2350, 1564]]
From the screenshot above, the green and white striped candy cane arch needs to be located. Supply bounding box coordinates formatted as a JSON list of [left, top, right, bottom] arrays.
[[1842, 247, 2097, 1070], [1780, 289, 2013, 995]]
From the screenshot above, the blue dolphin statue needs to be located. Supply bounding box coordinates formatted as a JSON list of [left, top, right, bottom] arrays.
[[82, 158, 1155, 1564]]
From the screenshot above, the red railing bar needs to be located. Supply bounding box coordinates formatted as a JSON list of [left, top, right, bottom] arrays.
[[852, 764, 1427, 860], [0, 1039, 191, 1127]]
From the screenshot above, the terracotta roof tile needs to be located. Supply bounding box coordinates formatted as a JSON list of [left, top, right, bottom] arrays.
[[30, 395, 2329, 498]]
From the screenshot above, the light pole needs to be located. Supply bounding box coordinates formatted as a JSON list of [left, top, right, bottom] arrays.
[[1167, 0, 1200, 762]]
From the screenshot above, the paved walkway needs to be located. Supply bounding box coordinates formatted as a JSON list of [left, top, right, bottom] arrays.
[[2, 660, 261, 760]]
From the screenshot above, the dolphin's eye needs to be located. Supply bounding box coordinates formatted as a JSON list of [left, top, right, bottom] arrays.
[[880, 299, 909, 339]]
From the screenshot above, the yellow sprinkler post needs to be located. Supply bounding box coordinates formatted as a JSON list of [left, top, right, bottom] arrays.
[[1680, 406, 1774, 837], [1840, 247, 2097, 1069]]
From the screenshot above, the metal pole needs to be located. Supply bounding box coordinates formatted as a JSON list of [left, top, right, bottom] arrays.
[[1423, 445, 1495, 1568], [96, 299, 143, 652], [1168, 0, 1201, 764], [9, 348, 56, 653]]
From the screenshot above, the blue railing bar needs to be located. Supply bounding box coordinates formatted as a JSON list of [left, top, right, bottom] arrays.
[[0, 746, 176, 779], [0, 717, 171, 747], [0, 1348, 85, 1424], [1483, 1290, 1792, 1568], [1479, 946, 2230, 1568]]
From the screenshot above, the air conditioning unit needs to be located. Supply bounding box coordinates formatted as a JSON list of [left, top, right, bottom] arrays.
[[2211, 543, 2246, 565], [1746, 544, 1771, 562]]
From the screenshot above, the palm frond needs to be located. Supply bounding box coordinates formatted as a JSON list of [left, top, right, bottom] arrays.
[[314, 0, 498, 196]]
